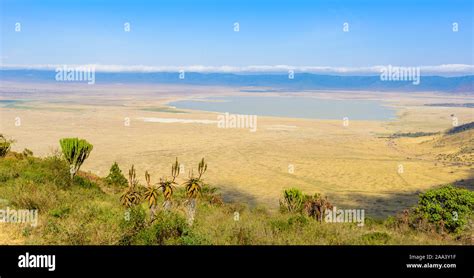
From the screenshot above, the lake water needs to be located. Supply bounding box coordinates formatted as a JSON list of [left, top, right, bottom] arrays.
[[169, 96, 396, 121], [0, 100, 19, 108]]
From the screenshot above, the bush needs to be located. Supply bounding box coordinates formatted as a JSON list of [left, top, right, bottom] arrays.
[[0, 135, 14, 157], [0, 161, 21, 182], [287, 214, 310, 227], [302, 193, 333, 221], [269, 219, 291, 233], [270, 215, 310, 234], [414, 185, 474, 233], [42, 156, 71, 187], [119, 206, 147, 245], [9, 181, 60, 211], [105, 162, 128, 187], [73, 175, 98, 189], [133, 211, 189, 245], [280, 188, 304, 213]]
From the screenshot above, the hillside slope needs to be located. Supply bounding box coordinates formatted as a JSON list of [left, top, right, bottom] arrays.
[[0, 151, 472, 245]]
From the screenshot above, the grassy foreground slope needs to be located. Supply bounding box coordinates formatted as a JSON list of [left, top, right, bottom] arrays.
[[0, 150, 472, 245]]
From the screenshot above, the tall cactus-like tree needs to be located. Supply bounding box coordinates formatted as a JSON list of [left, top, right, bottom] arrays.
[[59, 138, 93, 180]]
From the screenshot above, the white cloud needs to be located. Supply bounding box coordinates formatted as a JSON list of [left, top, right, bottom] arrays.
[[0, 63, 473, 76]]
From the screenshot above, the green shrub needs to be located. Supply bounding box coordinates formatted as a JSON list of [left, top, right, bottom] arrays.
[[0, 164, 20, 182], [415, 185, 474, 233], [0, 135, 13, 157], [133, 211, 189, 245], [42, 156, 71, 187], [105, 162, 128, 187], [9, 181, 60, 211], [270, 219, 291, 233], [119, 206, 147, 245], [270, 215, 310, 234], [287, 214, 310, 227], [280, 188, 304, 213], [73, 175, 97, 189]]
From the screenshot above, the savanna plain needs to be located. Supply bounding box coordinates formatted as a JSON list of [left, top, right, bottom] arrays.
[[0, 82, 473, 245]]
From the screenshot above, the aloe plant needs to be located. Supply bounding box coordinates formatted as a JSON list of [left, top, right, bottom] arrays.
[[158, 158, 180, 211], [143, 171, 160, 218], [184, 158, 207, 200], [183, 158, 207, 224], [120, 165, 142, 208]]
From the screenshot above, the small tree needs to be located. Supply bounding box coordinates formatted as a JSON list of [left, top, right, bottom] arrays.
[[0, 134, 14, 157], [105, 162, 128, 187], [415, 185, 474, 233], [59, 138, 93, 180]]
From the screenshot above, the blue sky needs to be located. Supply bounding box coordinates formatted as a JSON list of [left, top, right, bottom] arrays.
[[1, 0, 473, 73]]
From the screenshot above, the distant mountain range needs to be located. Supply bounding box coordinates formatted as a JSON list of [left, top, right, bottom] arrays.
[[1, 69, 473, 93]]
